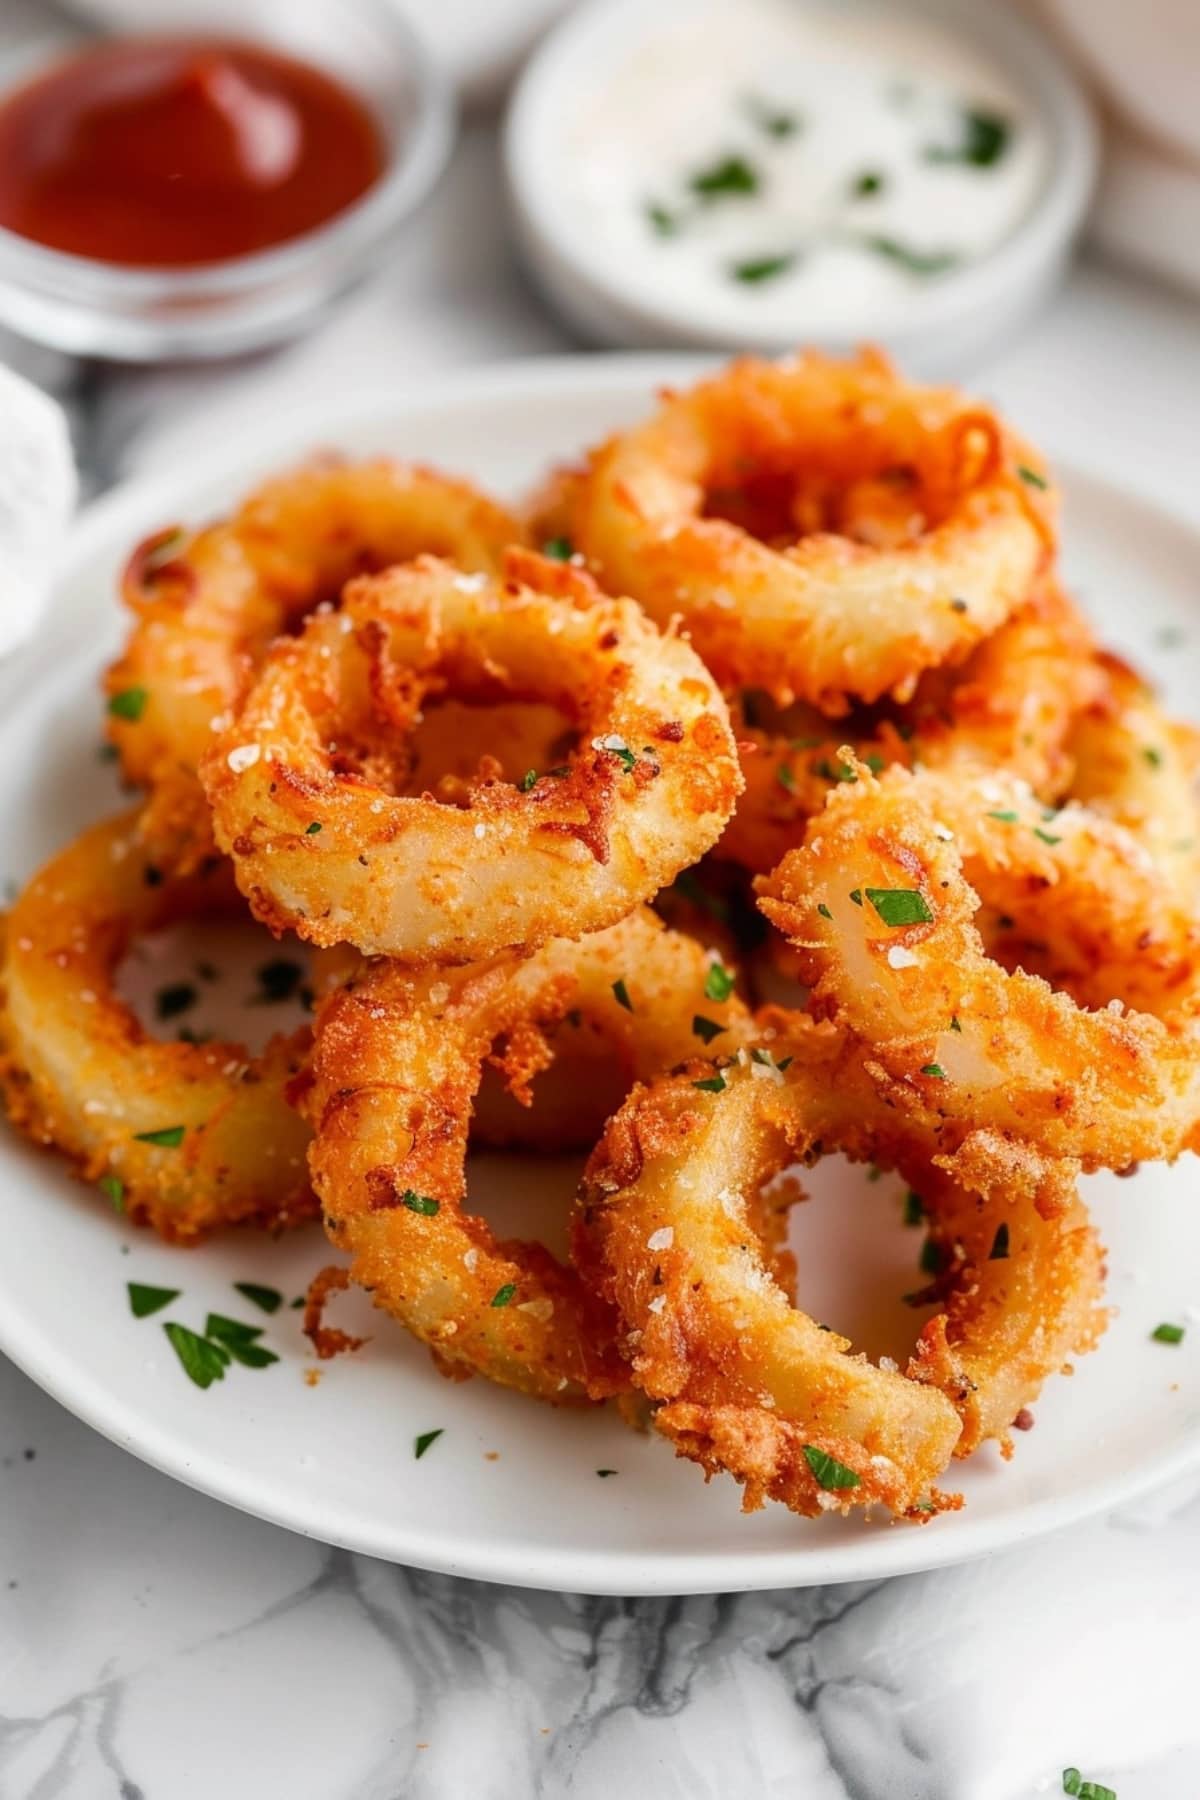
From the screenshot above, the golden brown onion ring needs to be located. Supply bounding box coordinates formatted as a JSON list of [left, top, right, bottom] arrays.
[[202, 550, 742, 963], [298, 909, 752, 1401], [724, 579, 1099, 874], [902, 1133, 1107, 1458], [572, 1019, 965, 1519], [757, 762, 1200, 1170], [0, 811, 314, 1242], [1066, 650, 1200, 915], [106, 459, 522, 866], [536, 350, 1054, 710]]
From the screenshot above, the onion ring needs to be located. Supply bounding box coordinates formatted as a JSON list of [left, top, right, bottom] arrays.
[[537, 350, 1054, 710], [757, 761, 1200, 1169], [0, 810, 314, 1242], [723, 579, 1099, 874], [572, 1019, 966, 1518], [574, 1017, 1105, 1512], [106, 458, 522, 865], [202, 549, 741, 962], [902, 1132, 1107, 1458], [1066, 649, 1200, 914], [298, 909, 752, 1400]]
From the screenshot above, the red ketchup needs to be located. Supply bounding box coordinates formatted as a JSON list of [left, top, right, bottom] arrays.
[[0, 37, 386, 267]]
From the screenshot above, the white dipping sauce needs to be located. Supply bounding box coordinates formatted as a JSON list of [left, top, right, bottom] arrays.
[[565, 0, 1048, 336]]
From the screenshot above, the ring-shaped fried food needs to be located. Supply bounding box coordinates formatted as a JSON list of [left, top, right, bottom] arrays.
[[1066, 650, 1200, 914], [202, 550, 742, 963], [890, 766, 1200, 1018], [298, 910, 753, 1401], [757, 762, 1200, 1170], [0, 811, 314, 1242], [106, 459, 523, 865], [538, 350, 1054, 710], [572, 1024, 965, 1518], [724, 579, 1099, 874], [902, 1133, 1107, 1458]]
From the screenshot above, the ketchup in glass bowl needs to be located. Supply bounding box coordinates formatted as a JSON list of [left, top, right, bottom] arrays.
[[0, 2, 453, 360]]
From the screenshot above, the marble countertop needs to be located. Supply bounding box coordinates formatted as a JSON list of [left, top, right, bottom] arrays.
[[3, 114, 1200, 1800]]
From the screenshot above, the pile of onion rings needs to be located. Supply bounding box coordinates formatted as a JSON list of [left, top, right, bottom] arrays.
[[4, 347, 1195, 1529]]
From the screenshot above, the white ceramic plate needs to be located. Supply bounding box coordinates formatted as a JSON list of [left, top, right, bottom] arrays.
[[2, 356, 1199, 1595]]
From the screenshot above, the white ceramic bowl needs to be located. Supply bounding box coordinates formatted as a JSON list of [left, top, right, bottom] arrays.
[[505, 0, 1098, 375]]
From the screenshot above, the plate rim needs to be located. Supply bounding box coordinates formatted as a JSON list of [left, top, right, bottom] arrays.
[[3, 350, 1199, 1595]]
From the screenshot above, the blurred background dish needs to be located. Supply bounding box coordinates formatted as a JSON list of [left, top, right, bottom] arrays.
[[1033, 0, 1200, 299], [505, 0, 1097, 375], [0, 0, 453, 360]]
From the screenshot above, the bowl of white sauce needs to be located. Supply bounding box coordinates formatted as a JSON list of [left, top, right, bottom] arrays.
[[505, 0, 1097, 373]]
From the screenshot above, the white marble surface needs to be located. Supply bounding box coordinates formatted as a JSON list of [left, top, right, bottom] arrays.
[[3, 106, 1200, 1800]]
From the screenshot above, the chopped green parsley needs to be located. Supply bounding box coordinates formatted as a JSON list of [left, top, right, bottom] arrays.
[[99, 1173, 125, 1211], [690, 154, 760, 199], [234, 1282, 283, 1315], [133, 1125, 185, 1148], [163, 1322, 228, 1390], [802, 1444, 861, 1491], [731, 252, 796, 285], [108, 686, 148, 722], [128, 1282, 179, 1320], [866, 887, 933, 926], [925, 107, 1011, 168], [402, 1191, 440, 1216], [155, 982, 197, 1021], [704, 961, 735, 1003]]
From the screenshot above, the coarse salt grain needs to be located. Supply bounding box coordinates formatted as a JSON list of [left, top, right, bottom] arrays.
[[647, 1294, 667, 1315], [886, 945, 918, 970], [647, 1226, 674, 1252], [226, 744, 260, 773], [463, 1248, 479, 1272], [518, 1297, 554, 1322]]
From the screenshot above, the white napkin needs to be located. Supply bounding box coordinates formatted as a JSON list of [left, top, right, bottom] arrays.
[[0, 364, 77, 657]]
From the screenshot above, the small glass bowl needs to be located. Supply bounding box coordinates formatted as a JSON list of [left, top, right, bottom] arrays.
[[0, 0, 455, 362]]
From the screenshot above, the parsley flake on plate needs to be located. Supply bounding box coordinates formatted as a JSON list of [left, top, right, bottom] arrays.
[[127, 1282, 179, 1319], [234, 1282, 283, 1315], [163, 1322, 229, 1390]]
